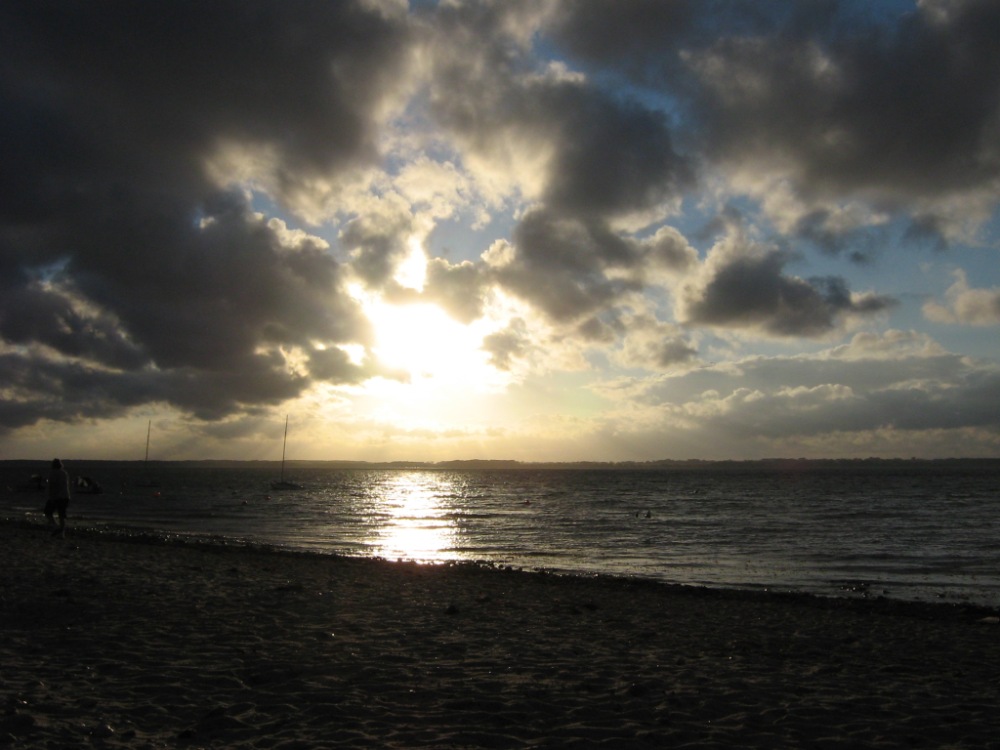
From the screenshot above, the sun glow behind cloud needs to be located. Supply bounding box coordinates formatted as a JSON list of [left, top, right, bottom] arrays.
[[351, 237, 512, 394], [344, 297, 517, 439], [395, 236, 429, 291], [366, 300, 506, 390], [335, 231, 519, 436]]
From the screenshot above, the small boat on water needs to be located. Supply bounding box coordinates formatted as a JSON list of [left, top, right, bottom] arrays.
[[75, 475, 104, 494], [271, 415, 303, 491]]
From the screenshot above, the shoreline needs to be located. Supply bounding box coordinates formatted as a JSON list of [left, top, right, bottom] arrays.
[[13, 510, 1000, 611], [3, 519, 999, 748], [5, 456, 1000, 473], [10, 516, 1000, 616]]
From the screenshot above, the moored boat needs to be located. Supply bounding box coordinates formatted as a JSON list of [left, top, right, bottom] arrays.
[[270, 415, 303, 490]]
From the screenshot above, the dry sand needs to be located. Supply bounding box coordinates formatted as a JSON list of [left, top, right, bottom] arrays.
[[1, 520, 999, 749]]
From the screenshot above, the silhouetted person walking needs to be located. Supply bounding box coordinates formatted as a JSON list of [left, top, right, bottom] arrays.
[[45, 458, 71, 537]]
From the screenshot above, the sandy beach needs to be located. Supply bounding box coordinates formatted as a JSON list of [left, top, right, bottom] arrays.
[[1, 521, 998, 749]]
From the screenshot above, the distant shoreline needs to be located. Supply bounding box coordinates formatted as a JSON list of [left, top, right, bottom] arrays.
[[3, 456, 998, 472]]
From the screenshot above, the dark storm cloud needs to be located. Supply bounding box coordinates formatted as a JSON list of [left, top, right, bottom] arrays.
[[0, 0, 408, 198], [550, 0, 759, 82], [680, 247, 896, 337], [550, 0, 1000, 241], [105, 197, 370, 371], [0, 0, 409, 431], [792, 210, 887, 262], [340, 203, 416, 290], [425, 2, 691, 221], [690, 2, 1000, 194], [0, 347, 310, 427], [539, 88, 691, 217], [0, 272, 145, 371], [491, 210, 644, 323], [483, 209, 697, 328]]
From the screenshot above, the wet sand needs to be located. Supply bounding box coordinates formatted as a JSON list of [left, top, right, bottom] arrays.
[[2, 520, 999, 748]]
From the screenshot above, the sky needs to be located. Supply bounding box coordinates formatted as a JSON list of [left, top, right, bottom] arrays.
[[1, 0, 999, 463]]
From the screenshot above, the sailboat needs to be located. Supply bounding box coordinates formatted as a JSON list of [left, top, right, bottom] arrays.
[[135, 419, 160, 488], [270, 415, 303, 490]]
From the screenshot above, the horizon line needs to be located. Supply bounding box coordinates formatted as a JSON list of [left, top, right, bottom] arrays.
[[3, 456, 998, 468]]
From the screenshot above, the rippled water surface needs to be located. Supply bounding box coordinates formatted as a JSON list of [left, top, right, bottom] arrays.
[[3, 462, 998, 606]]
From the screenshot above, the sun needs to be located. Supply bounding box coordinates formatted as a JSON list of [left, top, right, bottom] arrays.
[[364, 298, 506, 390], [349, 236, 512, 398]]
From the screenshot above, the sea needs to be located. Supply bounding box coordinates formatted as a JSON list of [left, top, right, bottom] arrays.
[[3, 460, 999, 608]]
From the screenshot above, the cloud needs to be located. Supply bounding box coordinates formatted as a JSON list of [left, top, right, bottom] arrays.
[[593, 330, 1000, 455], [489, 209, 643, 323], [340, 194, 420, 290], [640, 225, 700, 275], [550, 0, 1000, 245], [611, 313, 698, 371], [549, 0, 711, 83], [480, 208, 699, 331], [423, 2, 691, 222], [1, 0, 414, 213], [423, 258, 489, 324], [676, 227, 896, 337], [607, 329, 956, 403], [0, 272, 145, 371], [394, 157, 481, 222], [482, 318, 533, 372], [699, 0, 1000, 240], [822, 328, 949, 360], [0, 0, 409, 432], [923, 269, 1000, 325]]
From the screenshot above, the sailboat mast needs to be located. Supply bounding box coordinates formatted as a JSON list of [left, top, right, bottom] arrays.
[[280, 415, 289, 482]]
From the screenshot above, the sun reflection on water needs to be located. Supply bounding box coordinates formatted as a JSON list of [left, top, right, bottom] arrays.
[[373, 472, 459, 563]]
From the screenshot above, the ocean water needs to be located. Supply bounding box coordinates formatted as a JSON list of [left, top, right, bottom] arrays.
[[3, 461, 998, 607]]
